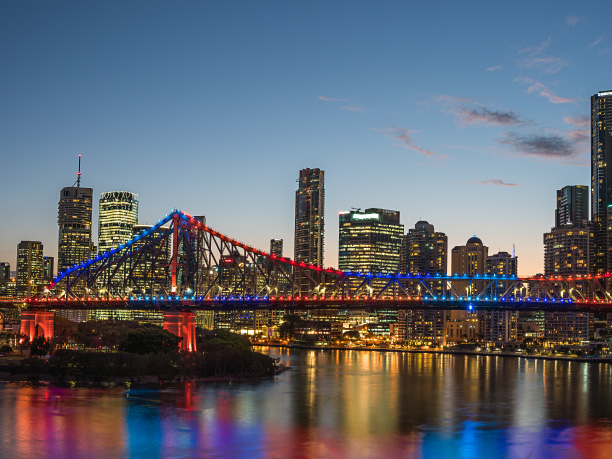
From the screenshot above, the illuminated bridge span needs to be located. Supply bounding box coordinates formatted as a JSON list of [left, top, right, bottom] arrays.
[[26, 209, 612, 311]]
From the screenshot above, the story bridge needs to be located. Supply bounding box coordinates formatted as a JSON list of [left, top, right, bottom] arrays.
[[3, 210, 612, 350]]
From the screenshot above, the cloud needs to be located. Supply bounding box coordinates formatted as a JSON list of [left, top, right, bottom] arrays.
[[498, 132, 575, 157], [437, 95, 524, 126], [318, 96, 347, 102], [341, 105, 366, 112], [486, 65, 502, 72], [519, 37, 551, 55], [564, 115, 589, 128], [588, 34, 605, 48], [567, 15, 581, 26], [473, 179, 518, 187], [372, 126, 446, 160], [518, 56, 568, 74], [515, 77, 575, 104]]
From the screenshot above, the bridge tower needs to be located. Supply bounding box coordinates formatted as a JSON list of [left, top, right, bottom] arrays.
[[163, 311, 197, 352], [20, 310, 55, 341]]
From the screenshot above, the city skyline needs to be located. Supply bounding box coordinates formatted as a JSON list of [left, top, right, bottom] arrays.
[[1, 1, 610, 275]]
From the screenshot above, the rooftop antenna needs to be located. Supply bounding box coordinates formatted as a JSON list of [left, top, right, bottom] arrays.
[[512, 244, 516, 258], [73, 154, 82, 187]]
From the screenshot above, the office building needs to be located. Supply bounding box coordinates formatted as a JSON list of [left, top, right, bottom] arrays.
[[16, 241, 44, 298], [401, 221, 447, 275], [43, 256, 54, 283], [338, 208, 403, 274], [58, 158, 93, 273], [129, 224, 170, 296], [270, 239, 283, 257], [544, 185, 591, 276], [294, 168, 325, 294], [98, 191, 139, 254], [591, 90, 612, 274], [0, 262, 10, 296]]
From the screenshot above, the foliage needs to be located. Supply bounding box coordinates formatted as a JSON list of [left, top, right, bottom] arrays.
[[53, 316, 78, 345], [343, 330, 360, 340], [118, 328, 181, 354], [30, 336, 52, 357], [197, 328, 252, 352]]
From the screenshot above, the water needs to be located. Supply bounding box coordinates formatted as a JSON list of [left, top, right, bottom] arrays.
[[1, 348, 612, 458]]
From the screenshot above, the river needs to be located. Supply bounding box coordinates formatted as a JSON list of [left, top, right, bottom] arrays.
[[1, 347, 612, 458]]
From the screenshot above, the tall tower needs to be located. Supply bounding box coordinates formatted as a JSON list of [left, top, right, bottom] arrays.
[[294, 168, 324, 294], [98, 191, 139, 254], [58, 156, 93, 274], [591, 90, 612, 274], [16, 241, 44, 298], [402, 221, 447, 276]]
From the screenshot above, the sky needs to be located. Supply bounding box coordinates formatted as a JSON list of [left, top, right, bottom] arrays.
[[0, 1, 609, 276]]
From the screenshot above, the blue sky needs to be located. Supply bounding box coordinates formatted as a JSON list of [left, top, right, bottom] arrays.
[[0, 1, 608, 275]]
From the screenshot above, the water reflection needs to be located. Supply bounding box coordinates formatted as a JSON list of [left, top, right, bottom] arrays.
[[1, 349, 612, 458]]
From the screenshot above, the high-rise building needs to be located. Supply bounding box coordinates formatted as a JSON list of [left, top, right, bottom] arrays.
[[0, 262, 10, 296], [16, 241, 44, 298], [43, 256, 54, 284], [451, 236, 488, 285], [129, 224, 170, 296], [556, 185, 589, 227], [401, 220, 447, 275], [58, 157, 93, 273], [338, 208, 404, 274], [270, 239, 283, 257], [544, 186, 591, 276], [98, 191, 139, 254], [294, 168, 324, 294], [591, 90, 612, 274], [485, 251, 518, 296]]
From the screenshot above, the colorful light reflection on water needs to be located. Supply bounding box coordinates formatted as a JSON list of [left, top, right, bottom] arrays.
[[1, 349, 612, 458]]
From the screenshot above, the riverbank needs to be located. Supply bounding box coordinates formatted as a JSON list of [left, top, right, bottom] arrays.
[[256, 343, 612, 363]]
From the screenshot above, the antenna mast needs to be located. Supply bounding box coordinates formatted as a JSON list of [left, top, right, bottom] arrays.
[[74, 154, 82, 187]]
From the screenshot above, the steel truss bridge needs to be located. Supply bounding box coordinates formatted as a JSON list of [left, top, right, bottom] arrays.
[[6, 209, 609, 313]]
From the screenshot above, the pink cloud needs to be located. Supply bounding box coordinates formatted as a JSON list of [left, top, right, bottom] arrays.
[[515, 78, 575, 104], [372, 126, 446, 160], [473, 179, 518, 187], [318, 96, 347, 102]]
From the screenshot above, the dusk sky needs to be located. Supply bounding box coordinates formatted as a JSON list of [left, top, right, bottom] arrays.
[[1, 1, 609, 276]]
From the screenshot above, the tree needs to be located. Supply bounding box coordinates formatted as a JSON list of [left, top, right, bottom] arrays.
[[278, 314, 302, 339], [197, 329, 252, 352], [119, 328, 181, 354], [30, 336, 52, 357], [53, 316, 78, 346]]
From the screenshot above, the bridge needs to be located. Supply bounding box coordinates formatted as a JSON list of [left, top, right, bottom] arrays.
[[3, 209, 612, 350]]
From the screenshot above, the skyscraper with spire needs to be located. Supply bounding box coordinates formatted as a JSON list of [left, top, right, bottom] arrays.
[[58, 155, 93, 274]]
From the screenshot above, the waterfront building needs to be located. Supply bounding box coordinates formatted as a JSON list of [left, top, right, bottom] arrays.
[[479, 310, 518, 344], [58, 158, 93, 274], [544, 312, 590, 344], [451, 236, 488, 296], [294, 168, 325, 294], [591, 90, 612, 274], [16, 241, 44, 298], [403, 310, 446, 345], [98, 191, 139, 254], [338, 208, 403, 274], [445, 310, 479, 343]]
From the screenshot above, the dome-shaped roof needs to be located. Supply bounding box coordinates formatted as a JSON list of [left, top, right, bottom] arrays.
[[467, 236, 482, 245]]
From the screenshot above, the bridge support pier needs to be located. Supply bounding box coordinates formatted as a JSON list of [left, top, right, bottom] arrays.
[[20, 310, 55, 341], [163, 311, 197, 352]]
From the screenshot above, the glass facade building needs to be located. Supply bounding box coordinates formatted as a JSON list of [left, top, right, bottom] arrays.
[[16, 241, 44, 298], [98, 191, 139, 254], [338, 208, 403, 274], [58, 186, 93, 273], [591, 90, 612, 274]]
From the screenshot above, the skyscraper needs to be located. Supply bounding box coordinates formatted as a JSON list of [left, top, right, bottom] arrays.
[[591, 90, 612, 274], [270, 239, 283, 257], [58, 156, 93, 273], [16, 241, 44, 298], [338, 208, 403, 274], [98, 191, 139, 254], [401, 221, 447, 275], [294, 168, 324, 294], [544, 185, 591, 276]]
